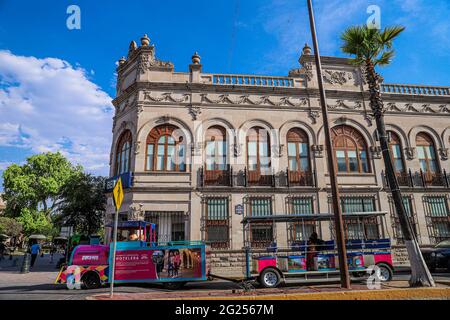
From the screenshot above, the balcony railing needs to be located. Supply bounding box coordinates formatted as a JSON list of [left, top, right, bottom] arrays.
[[381, 169, 450, 189], [287, 169, 315, 187], [199, 166, 232, 187], [212, 74, 295, 88], [381, 83, 450, 96], [198, 166, 316, 188]]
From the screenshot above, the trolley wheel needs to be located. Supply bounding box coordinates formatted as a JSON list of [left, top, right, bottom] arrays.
[[375, 263, 393, 282], [259, 268, 281, 288], [81, 271, 101, 290], [162, 281, 186, 290]]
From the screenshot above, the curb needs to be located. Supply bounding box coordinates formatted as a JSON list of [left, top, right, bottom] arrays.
[[183, 287, 450, 300]]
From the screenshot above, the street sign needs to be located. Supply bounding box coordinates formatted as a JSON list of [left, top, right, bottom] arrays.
[[105, 171, 133, 193], [235, 204, 244, 215], [113, 177, 124, 210]]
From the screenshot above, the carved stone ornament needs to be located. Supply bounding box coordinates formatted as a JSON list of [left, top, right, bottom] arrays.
[[128, 203, 144, 221], [439, 105, 449, 113], [289, 62, 313, 81], [439, 148, 449, 161], [272, 144, 284, 157], [134, 141, 141, 155], [232, 143, 242, 157], [323, 70, 353, 85], [311, 144, 324, 158], [138, 50, 174, 74], [369, 146, 382, 159], [128, 41, 138, 58], [364, 112, 374, 127], [308, 110, 321, 124], [405, 147, 416, 160], [199, 93, 307, 107], [143, 91, 189, 103], [188, 105, 202, 120]]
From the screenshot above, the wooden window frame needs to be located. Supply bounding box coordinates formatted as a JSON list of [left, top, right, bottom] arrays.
[[115, 130, 132, 176], [416, 132, 440, 175], [246, 127, 271, 174], [331, 125, 370, 174], [388, 131, 407, 174], [287, 128, 311, 173], [205, 126, 227, 172], [145, 125, 186, 172]]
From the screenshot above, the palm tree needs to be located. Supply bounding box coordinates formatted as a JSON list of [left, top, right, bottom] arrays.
[[340, 25, 435, 287]]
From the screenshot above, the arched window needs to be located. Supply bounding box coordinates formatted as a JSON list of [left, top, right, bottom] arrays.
[[115, 130, 132, 175], [287, 128, 310, 173], [146, 125, 186, 172], [205, 126, 227, 171], [247, 127, 271, 171], [247, 127, 271, 185], [416, 133, 439, 174], [388, 131, 406, 174], [331, 125, 370, 173]]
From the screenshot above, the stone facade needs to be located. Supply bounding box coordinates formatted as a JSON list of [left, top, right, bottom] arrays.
[[106, 35, 450, 276]]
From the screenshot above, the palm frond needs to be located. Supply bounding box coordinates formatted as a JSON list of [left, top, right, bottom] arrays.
[[375, 50, 395, 66], [380, 26, 405, 45]]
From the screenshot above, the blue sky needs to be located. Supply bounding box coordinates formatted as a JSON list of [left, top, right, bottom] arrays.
[[0, 0, 449, 190]]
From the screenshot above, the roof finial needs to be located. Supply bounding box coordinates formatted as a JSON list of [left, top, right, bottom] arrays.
[[191, 51, 201, 64], [302, 43, 312, 55], [141, 34, 150, 47]]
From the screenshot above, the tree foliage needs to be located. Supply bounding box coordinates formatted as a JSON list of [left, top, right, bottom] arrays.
[[340, 25, 405, 67], [54, 172, 106, 235], [16, 208, 55, 236], [0, 216, 23, 237], [2, 152, 82, 217]]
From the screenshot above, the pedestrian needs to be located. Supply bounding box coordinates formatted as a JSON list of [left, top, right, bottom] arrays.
[[0, 241, 6, 261], [50, 243, 56, 264], [30, 241, 41, 269]]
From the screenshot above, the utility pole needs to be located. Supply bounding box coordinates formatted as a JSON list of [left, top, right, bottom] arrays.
[[306, 0, 351, 289]]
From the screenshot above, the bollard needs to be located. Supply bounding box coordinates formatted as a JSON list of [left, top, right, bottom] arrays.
[[20, 253, 31, 273]]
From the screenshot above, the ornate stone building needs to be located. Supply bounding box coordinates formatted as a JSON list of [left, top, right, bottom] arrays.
[[107, 34, 450, 275]]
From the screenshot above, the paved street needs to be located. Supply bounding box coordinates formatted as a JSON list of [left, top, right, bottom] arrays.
[[0, 253, 449, 300]]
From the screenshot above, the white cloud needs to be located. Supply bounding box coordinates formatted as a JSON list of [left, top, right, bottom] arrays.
[[0, 50, 113, 175]]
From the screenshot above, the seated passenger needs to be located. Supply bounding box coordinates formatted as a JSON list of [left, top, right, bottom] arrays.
[[128, 232, 139, 241]]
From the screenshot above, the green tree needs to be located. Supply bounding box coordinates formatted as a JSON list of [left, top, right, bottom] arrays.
[[341, 25, 434, 287], [0, 216, 23, 237], [2, 152, 81, 218], [16, 208, 55, 236], [55, 173, 106, 235]]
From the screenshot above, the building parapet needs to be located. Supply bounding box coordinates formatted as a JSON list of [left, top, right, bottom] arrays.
[[381, 83, 450, 96]]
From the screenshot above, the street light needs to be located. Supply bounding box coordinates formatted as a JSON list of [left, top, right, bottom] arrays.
[[306, 0, 351, 289]]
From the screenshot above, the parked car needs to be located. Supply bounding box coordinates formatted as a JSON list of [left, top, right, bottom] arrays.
[[421, 240, 450, 272]]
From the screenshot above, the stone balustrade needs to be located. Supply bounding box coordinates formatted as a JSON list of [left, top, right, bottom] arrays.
[[212, 74, 295, 88], [381, 83, 450, 96]]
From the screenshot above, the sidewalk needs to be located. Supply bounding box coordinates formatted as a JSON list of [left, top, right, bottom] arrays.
[[89, 280, 450, 300]]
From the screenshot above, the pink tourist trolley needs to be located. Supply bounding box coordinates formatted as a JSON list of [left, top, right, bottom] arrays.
[[242, 211, 394, 288], [55, 221, 209, 290]]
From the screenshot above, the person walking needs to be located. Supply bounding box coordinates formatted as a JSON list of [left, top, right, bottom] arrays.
[[30, 241, 41, 269], [0, 242, 6, 261]]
